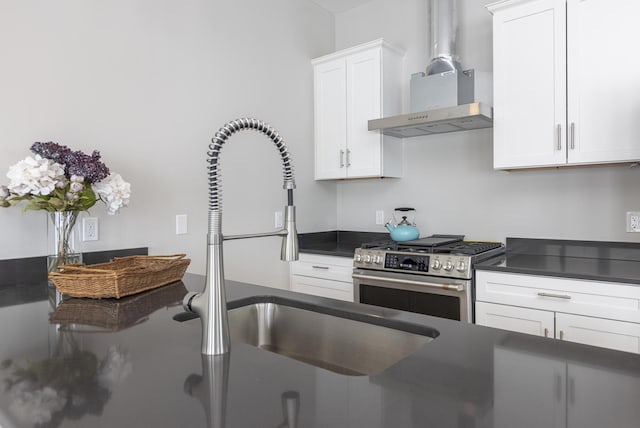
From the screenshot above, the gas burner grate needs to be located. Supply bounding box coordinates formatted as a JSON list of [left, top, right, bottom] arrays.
[[432, 241, 504, 255]]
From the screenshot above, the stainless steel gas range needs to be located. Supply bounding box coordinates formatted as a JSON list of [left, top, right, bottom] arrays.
[[352, 235, 505, 322]]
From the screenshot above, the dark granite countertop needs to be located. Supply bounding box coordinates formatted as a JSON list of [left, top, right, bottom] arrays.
[[298, 230, 389, 257], [476, 237, 640, 285], [1, 267, 640, 427]]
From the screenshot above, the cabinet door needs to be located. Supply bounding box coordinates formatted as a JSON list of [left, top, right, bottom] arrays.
[[476, 301, 555, 338], [494, 347, 566, 428], [567, 362, 640, 428], [314, 58, 347, 179], [566, 0, 640, 164], [345, 48, 382, 178], [556, 312, 640, 354], [492, 0, 567, 169]]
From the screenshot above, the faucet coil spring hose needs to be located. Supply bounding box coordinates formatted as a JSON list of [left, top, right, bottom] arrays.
[[207, 118, 296, 214]]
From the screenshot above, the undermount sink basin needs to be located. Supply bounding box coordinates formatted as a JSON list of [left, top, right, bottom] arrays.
[[228, 298, 438, 376]]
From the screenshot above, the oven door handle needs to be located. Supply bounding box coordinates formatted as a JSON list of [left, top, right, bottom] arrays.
[[352, 273, 465, 292]]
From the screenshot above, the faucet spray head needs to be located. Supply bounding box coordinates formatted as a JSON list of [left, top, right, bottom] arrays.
[[281, 205, 299, 262]]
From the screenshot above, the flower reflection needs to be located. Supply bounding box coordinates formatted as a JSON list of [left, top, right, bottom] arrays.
[[1, 333, 131, 427]]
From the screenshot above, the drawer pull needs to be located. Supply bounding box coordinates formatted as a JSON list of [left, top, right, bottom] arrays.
[[538, 292, 571, 300], [311, 265, 330, 270]]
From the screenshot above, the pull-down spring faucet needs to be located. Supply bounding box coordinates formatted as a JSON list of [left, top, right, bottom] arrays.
[[183, 118, 299, 355]]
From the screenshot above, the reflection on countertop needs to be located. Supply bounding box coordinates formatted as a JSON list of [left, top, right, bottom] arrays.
[[0, 270, 639, 427]]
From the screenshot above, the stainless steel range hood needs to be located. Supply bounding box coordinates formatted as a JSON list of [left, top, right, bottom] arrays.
[[369, 102, 492, 138], [369, 0, 493, 138]]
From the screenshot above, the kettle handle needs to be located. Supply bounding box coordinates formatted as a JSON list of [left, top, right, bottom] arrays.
[[394, 207, 416, 212]]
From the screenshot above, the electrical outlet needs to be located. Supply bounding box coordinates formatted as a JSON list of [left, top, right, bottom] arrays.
[[176, 214, 188, 235], [275, 211, 283, 228], [82, 217, 99, 241], [375, 210, 385, 225], [627, 212, 640, 232]]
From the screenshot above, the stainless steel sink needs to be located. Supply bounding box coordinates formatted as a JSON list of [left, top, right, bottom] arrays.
[[228, 300, 437, 376]]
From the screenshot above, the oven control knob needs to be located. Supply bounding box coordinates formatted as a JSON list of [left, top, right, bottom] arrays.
[[431, 260, 441, 270], [374, 255, 383, 264], [456, 261, 466, 272], [444, 261, 454, 271], [364, 255, 372, 263], [354, 254, 362, 263]]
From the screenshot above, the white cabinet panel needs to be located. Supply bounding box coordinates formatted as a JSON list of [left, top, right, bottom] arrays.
[[476, 271, 640, 324], [489, 0, 640, 169], [475, 270, 640, 353], [314, 59, 348, 179], [476, 301, 554, 337], [492, 0, 566, 168], [567, 0, 640, 164], [312, 39, 403, 180], [556, 313, 640, 354], [290, 253, 354, 302]]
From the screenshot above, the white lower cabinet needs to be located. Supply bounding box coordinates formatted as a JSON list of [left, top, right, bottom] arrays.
[[476, 271, 640, 353], [555, 313, 640, 354], [476, 301, 554, 338], [290, 253, 354, 302]]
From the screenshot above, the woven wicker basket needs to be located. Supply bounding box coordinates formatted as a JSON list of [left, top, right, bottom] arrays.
[[49, 281, 188, 330], [48, 254, 190, 299]]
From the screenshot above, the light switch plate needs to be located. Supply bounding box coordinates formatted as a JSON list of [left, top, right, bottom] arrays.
[[176, 214, 188, 235]]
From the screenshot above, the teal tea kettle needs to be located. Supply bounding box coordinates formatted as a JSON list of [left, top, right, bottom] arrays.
[[385, 207, 420, 241]]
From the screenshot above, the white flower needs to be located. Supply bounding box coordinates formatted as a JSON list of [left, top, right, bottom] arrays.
[[69, 181, 84, 193], [98, 345, 132, 388], [93, 173, 131, 215], [8, 381, 66, 425], [70, 174, 84, 183], [6, 155, 65, 196]]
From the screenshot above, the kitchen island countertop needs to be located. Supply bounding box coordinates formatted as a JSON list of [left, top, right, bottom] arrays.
[[1, 271, 639, 427]]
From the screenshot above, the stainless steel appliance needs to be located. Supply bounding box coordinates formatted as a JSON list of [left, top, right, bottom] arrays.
[[367, 0, 493, 138], [352, 235, 504, 322]]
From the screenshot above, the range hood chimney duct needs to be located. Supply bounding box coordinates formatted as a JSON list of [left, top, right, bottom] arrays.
[[426, 0, 460, 76], [367, 0, 493, 138]]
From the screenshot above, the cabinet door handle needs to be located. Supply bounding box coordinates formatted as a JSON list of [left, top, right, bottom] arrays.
[[556, 124, 562, 151], [311, 265, 329, 270], [339, 150, 345, 168], [538, 292, 571, 300], [346, 149, 351, 167], [554, 374, 562, 402], [570, 122, 575, 150], [544, 327, 549, 338]]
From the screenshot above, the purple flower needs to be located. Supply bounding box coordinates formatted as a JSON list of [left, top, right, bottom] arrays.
[[31, 142, 109, 184]]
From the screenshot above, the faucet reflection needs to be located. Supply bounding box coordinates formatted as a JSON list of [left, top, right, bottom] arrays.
[[183, 118, 298, 355]]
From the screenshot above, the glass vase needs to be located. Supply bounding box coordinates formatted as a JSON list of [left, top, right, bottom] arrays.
[[47, 211, 82, 273]]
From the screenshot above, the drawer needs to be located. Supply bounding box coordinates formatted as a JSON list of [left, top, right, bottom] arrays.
[[476, 271, 640, 324], [291, 253, 354, 283], [291, 276, 353, 302]]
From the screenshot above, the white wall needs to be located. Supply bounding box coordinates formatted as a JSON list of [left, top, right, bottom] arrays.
[[334, 0, 640, 243], [0, 0, 338, 288]]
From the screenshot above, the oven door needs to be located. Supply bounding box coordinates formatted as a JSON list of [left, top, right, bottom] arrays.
[[353, 269, 472, 322]]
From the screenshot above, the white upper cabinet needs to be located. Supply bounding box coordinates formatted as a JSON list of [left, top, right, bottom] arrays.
[[488, 0, 640, 169], [312, 39, 404, 180]]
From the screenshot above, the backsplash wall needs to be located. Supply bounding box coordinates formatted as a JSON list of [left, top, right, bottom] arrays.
[[334, 0, 640, 243]]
